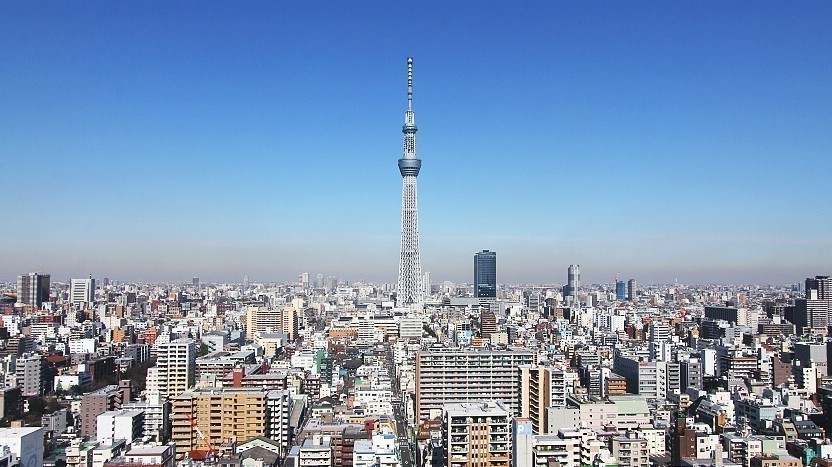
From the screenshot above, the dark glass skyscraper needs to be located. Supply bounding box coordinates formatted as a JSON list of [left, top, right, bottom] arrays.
[[474, 250, 497, 298], [616, 280, 626, 300]]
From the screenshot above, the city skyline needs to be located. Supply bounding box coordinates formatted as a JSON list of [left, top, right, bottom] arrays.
[[2, 3, 831, 284]]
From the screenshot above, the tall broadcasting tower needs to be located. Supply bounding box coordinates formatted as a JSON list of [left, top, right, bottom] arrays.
[[397, 57, 423, 307]]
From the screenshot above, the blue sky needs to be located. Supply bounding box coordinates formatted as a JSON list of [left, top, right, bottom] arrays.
[[1, 2, 830, 285]]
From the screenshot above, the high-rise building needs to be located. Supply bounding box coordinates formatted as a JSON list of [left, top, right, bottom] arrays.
[[415, 349, 535, 421], [70, 275, 95, 305], [627, 279, 637, 301], [396, 57, 423, 307], [154, 338, 197, 399], [192, 277, 199, 287], [16, 272, 50, 307], [474, 250, 497, 299], [520, 365, 569, 434], [615, 280, 626, 301], [562, 265, 580, 304]]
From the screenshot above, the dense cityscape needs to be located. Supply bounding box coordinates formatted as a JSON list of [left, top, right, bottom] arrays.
[[1, 52, 831, 467]]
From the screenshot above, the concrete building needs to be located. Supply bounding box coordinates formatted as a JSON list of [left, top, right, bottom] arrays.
[[266, 390, 295, 459], [0, 387, 22, 420], [171, 389, 270, 458], [614, 352, 658, 400], [120, 400, 170, 442], [749, 454, 801, 467], [416, 349, 535, 421], [0, 427, 45, 467], [96, 410, 144, 443], [611, 432, 649, 467], [154, 338, 197, 399], [110, 444, 176, 467], [521, 365, 569, 434], [15, 353, 45, 396], [80, 384, 130, 437], [443, 401, 511, 467], [299, 435, 333, 467], [16, 272, 50, 308], [70, 276, 96, 305], [565, 395, 618, 430]]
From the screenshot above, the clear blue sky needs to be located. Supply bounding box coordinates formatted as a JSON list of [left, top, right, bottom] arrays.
[[1, 2, 830, 285]]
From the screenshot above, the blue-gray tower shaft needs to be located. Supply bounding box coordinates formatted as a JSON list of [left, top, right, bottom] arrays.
[[397, 57, 423, 306]]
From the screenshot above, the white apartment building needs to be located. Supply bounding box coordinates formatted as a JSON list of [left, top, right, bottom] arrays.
[[154, 338, 196, 399]]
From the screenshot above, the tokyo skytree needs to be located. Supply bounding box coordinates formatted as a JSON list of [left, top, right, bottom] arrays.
[[396, 57, 423, 307]]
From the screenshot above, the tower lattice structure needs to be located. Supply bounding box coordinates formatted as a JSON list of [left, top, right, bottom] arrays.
[[397, 57, 423, 307]]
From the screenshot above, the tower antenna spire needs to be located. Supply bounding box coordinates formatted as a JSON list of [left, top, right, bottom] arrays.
[[407, 56, 413, 110]]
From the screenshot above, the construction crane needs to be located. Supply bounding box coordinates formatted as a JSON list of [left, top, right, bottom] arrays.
[[184, 413, 215, 459]]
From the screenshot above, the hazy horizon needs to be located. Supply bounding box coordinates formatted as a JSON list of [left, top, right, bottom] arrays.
[[2, 3, 830, 286]]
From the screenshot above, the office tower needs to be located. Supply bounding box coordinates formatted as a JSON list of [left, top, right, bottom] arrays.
[[415, 349, 535, 421], [300, 272, 310, 289], [615, 280, 626, 300], [562, 265, 580, 304], [243, 275, 250, 292], [423, 271, 431, 297], [316, 273, 324, 288], [16, 272, 50, 307], [627, 279, 637, 301], [396, 57, 424, 307], [806, 276, 832, 322], [154, 338, 197, 399], [70, 275, 95, 305], [474, 250, 497, 299], [192, 277, 199, 287], [443, 401, 511, 467]]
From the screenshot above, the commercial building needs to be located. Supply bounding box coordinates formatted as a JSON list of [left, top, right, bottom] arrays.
[[474, 250, 497, 299], [16, 272, 50, 307], [70, 276, 96, 305], [563, 266, 580, 305]]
